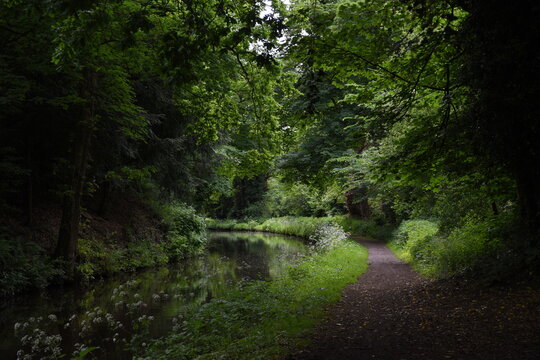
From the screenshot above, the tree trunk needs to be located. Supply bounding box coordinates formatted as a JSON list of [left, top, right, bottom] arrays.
[[97, 180, 111, 217], [55, 69, 96, 276], [345, 186, 371, 219], [26, 134, 33, 226]]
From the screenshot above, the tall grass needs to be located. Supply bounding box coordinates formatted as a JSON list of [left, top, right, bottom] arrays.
[[206, 215, 393, 239], [388, 216, 522, 280]]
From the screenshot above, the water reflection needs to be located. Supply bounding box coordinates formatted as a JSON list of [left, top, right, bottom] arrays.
[[0, 231, 306, 359]]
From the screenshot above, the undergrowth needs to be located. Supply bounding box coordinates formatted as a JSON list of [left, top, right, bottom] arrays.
[[388, 215, 530, 280], [206, 215, 393, 240], [0, 228, 63, 297], [1, 203, 207, 295], [77, 203, 207, 281]]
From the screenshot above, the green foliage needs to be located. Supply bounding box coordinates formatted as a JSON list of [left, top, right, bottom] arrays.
[[77, 203, 207, 281], [275, 0, 540, 282], [439, 220, 504, 276], [206, 215, 391, 242], [0, 231, 63, 297], [139, 234, 368, 359], [388, 219, 440, 275], [331, 215, 394, 241], [388, 215, 528, 280], [263, 177, 345, 217], [161, 203, 208, 259], [392, 220, 440, 251], [0, 0, 291, 272], [208, 217, 330, 238], [1, 0, 538, 295], [77, 236, 169, 281]]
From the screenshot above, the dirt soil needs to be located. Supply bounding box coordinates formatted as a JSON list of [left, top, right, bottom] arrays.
[[291, 236, 540, 360]]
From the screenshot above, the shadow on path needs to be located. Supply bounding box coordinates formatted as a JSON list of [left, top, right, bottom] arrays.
[[291, 236, 540, 360]]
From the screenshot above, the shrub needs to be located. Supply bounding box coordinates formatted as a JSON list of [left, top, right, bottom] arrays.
[[77, 236, 169, 280], [309, 222, 349, 251], [76, 203, 207, 281], [388, 215, 526, 280], [162, 203, 207, 259], [392, 219, 439, 248], [388, 219, 440, 275], [0, 230, 63, 296], [436, 218, 509, 277]]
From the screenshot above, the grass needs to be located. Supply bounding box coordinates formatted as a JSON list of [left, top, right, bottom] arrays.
[[386, 216, 524, 281], [139, 239, 368, 359], [206, 215, 394, 240], [387, 240, 437, 277]]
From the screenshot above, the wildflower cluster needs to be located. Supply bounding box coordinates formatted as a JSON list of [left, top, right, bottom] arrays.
[[14, 316, 62, 360], [12, 279, 172, 359], [309, 222, 349, 251]]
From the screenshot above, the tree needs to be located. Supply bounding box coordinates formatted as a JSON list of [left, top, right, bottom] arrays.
[[47, 0, 287, 269], [460, 0, 540, 241], [51, 1, 148, 273]]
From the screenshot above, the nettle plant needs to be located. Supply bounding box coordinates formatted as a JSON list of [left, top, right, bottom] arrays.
[[309, 222, 350, 251]]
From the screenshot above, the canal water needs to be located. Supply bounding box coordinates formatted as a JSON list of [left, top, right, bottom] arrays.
[[0, 231, 307, 359]]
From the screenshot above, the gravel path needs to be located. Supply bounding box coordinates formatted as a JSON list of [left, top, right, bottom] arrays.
[[291, 236, 540, 360]]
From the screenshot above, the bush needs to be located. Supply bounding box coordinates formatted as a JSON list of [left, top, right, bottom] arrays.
[[77, 236, 123, 279], [77, 236, 170, 280], [436, 218, 510, 278], [388, 215, 526, 280], [162, 203, 207, 259], [0, 230, 63, 296], [309, 222, 349, 251], [76, 203, 207, 281], [388, 219, 440, 275], [392, 219, 439, 248]]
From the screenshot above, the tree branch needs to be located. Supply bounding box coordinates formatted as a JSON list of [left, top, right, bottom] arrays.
[[326, 44, 448, 92]]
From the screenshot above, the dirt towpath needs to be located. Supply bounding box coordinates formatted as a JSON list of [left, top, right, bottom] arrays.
[[291, 236, 540, 360]]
